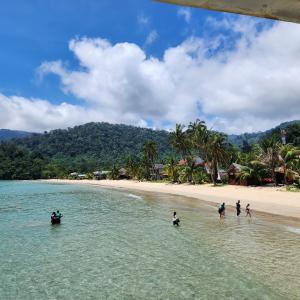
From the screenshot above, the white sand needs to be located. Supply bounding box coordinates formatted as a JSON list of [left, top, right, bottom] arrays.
[[44, 179, 300, 219]]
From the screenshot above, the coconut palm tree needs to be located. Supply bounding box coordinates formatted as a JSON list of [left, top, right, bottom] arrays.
[[188, 119, 209, 161], [110, 164, 119, 180], [143, 140, 158, 180], [125, 154, 139, 179], [206, 132, 229, 185], [164, 156, 179, 182], [259, 137, 283, 185], [170, 123, 191, 159], [237, 161, 267, 185], [280, 144, 300, 183]]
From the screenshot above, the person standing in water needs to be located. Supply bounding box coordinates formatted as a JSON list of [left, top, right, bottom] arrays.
[[173, 211, 180, 226], [236, 200, 241, 217], [56, 210, 63, 220], [246, 204, 251, 218], [218, 203, 225, 218]]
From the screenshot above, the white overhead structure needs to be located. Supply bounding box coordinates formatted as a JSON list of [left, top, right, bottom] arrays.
[[156, 0, 300, 23]]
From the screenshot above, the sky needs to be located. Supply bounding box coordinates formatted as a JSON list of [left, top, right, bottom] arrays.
[[1, 0, 300, 134]]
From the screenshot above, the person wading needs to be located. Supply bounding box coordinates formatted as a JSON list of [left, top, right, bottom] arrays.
[[246, 204, 251, 218], [236, 200, 241, 217], [172, 211, 180, 226], [218, 203, 225, 219]]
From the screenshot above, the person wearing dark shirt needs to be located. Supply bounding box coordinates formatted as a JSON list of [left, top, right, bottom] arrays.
[[236, 200, 241, 217]]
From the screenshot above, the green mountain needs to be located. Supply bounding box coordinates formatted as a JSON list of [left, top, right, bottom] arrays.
[[0, 129, 33, 141], [15, 122, 172, 171], [228, 120, 300, 147]]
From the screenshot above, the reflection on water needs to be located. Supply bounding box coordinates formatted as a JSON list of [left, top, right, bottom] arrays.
[[0, 181, 299, 300]]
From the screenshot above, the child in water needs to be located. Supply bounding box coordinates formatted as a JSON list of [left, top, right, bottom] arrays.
[[173, 211, 180, 226], [246, 204, 251, 218], [218, 203, 225, 218]]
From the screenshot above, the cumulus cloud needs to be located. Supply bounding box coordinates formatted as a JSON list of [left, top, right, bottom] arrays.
[[3, 17, 300, 133], [177, 7, 192, 24]]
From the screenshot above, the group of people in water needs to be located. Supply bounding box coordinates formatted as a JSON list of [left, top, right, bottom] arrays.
[[173, 200, 252, 225], [51, 210, 63, 224], [219, 201, 251, 218]]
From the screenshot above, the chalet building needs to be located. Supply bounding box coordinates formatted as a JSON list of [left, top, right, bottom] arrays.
[[228, 163, 247, 185]]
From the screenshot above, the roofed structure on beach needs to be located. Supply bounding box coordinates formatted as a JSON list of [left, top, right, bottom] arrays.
[[156, 0, 300, 24], [178, 156, 204, 166], [228, 163, 248, 185]]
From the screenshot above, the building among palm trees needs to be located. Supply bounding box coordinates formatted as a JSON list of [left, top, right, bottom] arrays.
[[151, 163, 167, 180], [228, 163, 248, 185]]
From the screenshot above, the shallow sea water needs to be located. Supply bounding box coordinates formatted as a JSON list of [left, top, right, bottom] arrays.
[[0, 181, 299, 300]]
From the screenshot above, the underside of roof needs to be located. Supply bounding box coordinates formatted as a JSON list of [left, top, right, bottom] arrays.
[[156, 0, 300, 24]]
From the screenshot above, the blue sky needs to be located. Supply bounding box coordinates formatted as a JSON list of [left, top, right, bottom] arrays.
[[0, 0, 219, 101], [1, 0, 300, 133]]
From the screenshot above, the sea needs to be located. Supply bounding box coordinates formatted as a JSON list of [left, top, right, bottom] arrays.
[[0, 181, 299, 299]]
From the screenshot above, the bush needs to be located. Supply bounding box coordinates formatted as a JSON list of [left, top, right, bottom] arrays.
[[192, 170, 209, 184]]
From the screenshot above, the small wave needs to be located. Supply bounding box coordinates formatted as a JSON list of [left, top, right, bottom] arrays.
[[285, 226, 300, 234], [128, 194, 143, 200]]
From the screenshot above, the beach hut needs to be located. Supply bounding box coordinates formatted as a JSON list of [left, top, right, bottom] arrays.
[[78, 174, 87, 180], [118, 168, 129, 179], [69, 172, 78, 179], [178, 156, 204, 166], [228, 163, 247, 185], [93, 171, 101, 180], [151, 163, 167, 180]]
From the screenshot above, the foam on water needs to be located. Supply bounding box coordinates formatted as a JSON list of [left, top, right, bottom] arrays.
[[285, 226, 300, 234], [127, 193, 143, 200]]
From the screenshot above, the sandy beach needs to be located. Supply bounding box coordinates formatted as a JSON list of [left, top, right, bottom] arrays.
[[44, 179, 300, 220]]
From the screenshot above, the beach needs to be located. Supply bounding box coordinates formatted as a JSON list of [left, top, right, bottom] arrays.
[[44, 179, 300, 220]]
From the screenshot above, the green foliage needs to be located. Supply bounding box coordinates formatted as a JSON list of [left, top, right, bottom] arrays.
[[1, 120, 299, 183], [164, 156, 179, 182], [16, 122, 172, 171], [192, 169, 209, 184], [0, 143, 45, 179], [108, 165, 118, 180]]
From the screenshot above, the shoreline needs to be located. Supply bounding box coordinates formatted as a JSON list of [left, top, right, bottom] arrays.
[[41, 179, 300, 221]]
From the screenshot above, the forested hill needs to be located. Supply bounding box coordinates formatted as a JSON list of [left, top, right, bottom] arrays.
[[1, 120, 300, 179], [0, 129, 33, 141], [228, 120, 300, 146], [14, 122, 172, 170]]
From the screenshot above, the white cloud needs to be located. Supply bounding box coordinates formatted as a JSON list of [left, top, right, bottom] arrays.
[[145, 30, 158, 46], [3, 17, 300, 134], [177, 7, 192, 24]]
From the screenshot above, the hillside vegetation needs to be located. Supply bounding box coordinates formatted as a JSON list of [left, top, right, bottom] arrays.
[[15, 122, 172, 171], [0, 120, 299, 180]]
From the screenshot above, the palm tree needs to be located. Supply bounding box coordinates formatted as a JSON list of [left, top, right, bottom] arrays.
[[206, 132, 229, 185], [259, 137, 283, 185], [188, 119, 209, 161], [164, 156, 179, 182], [280, 144, 300, 183], [110, 164, 119, 180], [125, 154, 139, 179], [237, 161, 267, 185], [170, 123, 190, 159], [143, 140, 158, 180]]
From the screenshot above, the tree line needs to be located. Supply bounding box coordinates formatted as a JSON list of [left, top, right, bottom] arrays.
[[0, 120, 299, 187], [112, 120, 300, 188]]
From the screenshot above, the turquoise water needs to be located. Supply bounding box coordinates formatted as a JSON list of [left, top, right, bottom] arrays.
[[0, 181, 299, 300]]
